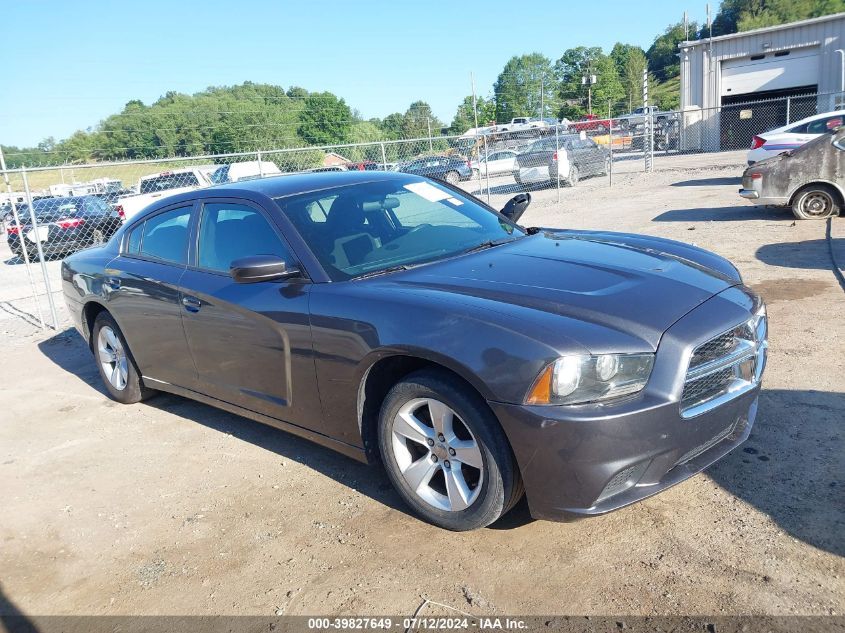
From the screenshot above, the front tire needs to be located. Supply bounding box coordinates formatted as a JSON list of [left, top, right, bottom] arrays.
[[92, 312, 155, 404], [792, 184, 840, 220], [378, 370, 522, 531], [444, 170, 460, 185]]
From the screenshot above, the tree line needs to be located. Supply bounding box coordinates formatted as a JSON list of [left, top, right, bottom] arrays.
[[2, 0, 839, 168]]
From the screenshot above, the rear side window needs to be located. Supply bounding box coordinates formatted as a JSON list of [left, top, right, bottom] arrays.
[[807, 115, 844, 134], [126, 226, 142, 254], [139, 207, 191, 264], [197, 203, 290, 273]]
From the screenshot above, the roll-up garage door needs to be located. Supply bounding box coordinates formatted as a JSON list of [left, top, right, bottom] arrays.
[[721, 47, 820, 97]]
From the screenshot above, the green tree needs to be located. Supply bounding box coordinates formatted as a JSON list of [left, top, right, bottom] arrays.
[[555, 47, 623, 116], [708, 0, 844, 35], [610, 44, 647, 112], [298, 92, 353, 146], [493, 53, 555, 123], [646, 22, 697, 80], [400, 101, 442, 139], [449, 95, 496, 133]]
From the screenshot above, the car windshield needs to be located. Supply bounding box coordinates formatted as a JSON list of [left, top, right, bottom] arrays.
[[276, 178, 525, 280]]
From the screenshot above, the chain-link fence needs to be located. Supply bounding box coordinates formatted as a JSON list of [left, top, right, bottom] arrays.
[[1, 88, 842, 332]]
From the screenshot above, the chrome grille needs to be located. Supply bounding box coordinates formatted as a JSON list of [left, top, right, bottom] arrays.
[[682, 366, 736, 407], [689, 331, 736, 368], [681, 310, 768, 418]]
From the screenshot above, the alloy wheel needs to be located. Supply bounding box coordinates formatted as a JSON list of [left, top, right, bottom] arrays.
[[97, 325, 129, 391], [390, 397, 484, 512]]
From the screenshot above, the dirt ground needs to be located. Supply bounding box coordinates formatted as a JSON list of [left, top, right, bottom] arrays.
[[1, 163, 843, 618]]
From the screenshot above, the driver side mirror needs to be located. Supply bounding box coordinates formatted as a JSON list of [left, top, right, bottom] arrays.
[[230, 255, 300, 283], [501, 193, 531, 223]]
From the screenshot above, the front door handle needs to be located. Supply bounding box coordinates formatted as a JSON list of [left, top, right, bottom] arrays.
[[182, 295, 201, 312]]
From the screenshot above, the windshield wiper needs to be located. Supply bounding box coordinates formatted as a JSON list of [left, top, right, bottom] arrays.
[[353, 265, 410, 280], [463, 237, 517, 255]]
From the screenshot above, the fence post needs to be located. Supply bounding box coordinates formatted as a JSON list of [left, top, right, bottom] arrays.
[[0, 150, 45, 329], [608, 114, 613, 187], [380, 142, 387, 170], [257, 150, 264, 177], [482, 134, 491, 205], [643, 70, 653, 173], [22, 167, 60, 330], [555, 124, 561, 203], [785, 97, 791, 125]]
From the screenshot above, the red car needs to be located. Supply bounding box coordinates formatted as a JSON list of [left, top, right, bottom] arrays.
[[569, 114, 613, 134]]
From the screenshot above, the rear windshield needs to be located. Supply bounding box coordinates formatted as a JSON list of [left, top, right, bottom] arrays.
[[140, 172, 200, 194]]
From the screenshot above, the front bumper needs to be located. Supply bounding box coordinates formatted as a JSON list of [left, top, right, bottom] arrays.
[[491, 285, 767, 521], [491, 389, 758, 521]]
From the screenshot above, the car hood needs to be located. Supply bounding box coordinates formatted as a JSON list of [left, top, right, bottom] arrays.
[[383, 230, 740, 350]]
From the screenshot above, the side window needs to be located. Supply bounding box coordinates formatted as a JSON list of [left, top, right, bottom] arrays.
[[197, 202, 290, 273], [126, 225, 142, 254], [140, 207, 191, 264]]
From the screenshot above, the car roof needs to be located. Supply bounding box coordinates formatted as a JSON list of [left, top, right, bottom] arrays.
[[145, 170, 421, 209]]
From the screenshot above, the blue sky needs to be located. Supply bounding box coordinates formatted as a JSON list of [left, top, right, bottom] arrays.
[[1, 0, 706, 147]]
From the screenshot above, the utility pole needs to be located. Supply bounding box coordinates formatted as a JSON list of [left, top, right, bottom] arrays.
[[426, 116, 433, 151], [540, 78, 544, 119], [582, 66, 597, 115]]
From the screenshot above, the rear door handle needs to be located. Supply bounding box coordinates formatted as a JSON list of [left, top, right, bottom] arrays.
[[182, 295, 201, 312]]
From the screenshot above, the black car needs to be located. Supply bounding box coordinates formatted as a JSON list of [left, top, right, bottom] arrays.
[[400, 155, 473, 185], [7, 196, 123, 260], [61, 172, 767, 531], [514, 135, 609, 186]]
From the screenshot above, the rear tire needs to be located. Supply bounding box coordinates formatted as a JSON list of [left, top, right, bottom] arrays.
[[565, 165, 580, 187], [791, 184, 840, 220], [378, 370, 522, 531], [92, 312, 155, 404], [444, 171, 460, 185]]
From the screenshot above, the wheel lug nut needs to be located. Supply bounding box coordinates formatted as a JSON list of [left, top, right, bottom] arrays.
[[426, 438, 434, 446], [437, 433, 445, 441], [448, 448, 456, 456], [431, 454, 438, 462], [444, 461, 451, 469]]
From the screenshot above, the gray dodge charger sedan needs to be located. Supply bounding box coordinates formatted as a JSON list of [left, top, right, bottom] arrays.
[[62, 171, 768, 531]]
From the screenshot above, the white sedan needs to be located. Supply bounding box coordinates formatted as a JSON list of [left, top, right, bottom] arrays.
[[747, 110, 844, 165], [470, 150, 518, 177]]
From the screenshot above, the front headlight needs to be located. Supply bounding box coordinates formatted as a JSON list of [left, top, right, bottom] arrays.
[[525, 353, 654, 405]]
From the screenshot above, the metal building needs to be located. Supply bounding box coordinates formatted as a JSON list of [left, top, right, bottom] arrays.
[[678, 12, 845, 150]]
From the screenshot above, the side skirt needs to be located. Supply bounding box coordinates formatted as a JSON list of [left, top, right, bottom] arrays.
[[143, 377, 368, 464]]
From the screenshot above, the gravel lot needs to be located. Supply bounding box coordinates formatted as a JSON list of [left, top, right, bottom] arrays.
[[0, 161, 843, 618]]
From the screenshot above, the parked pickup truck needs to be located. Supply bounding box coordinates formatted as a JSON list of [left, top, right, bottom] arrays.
[[617, 106, 678, 128], [569, 114, 614, 133], [497, 117, 551, 132], [116, 167, 213, 221]]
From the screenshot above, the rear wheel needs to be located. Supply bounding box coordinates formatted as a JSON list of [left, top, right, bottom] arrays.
[[378, 370, 522, 531], [92, 312, 155, 404], [471, 168, 480, 180], [444, 171, 460, 185], [792, 184, 840, 220], [566, 164, 580, 187]]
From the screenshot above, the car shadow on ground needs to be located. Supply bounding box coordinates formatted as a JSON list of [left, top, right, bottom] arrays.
[[468, 182, 554, 196], [36, 329, 530, 530], [36, 333, 844, 543], [0, 583, 39, 631], [755, 238, 839, 271], [707, 388, 845, 558], [671, 176, 742, 187], [652, 205, 791, 222]]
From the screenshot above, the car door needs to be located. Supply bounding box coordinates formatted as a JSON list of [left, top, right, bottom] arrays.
[[106, 203, 198, 390], [178, 198, 323, 430]]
